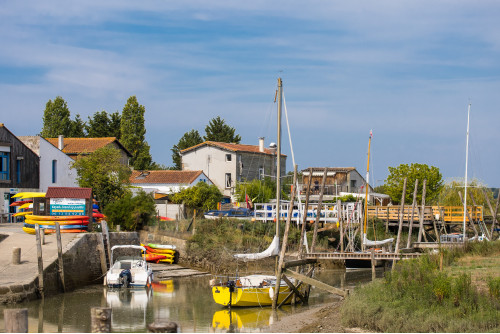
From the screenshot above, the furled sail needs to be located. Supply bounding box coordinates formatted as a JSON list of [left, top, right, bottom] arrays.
[[234, 235, 280, 261], [363, 234, 394, 247]]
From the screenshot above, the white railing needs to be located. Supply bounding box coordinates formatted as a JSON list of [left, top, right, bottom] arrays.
[[252, 201, 362, 226]]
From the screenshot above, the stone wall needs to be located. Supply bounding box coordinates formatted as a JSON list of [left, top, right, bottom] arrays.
[[0, 232, 139, 304]]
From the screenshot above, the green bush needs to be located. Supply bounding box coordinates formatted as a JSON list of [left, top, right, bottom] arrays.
[[103, 190, 156, 231]]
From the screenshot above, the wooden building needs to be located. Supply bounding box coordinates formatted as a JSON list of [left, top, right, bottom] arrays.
[[300, 167, 372, 197], [0, 124, 40, 221]]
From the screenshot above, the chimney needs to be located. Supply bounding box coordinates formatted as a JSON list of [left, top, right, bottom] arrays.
[[58, 135, 64, 150], [258, 137, 265, 153]]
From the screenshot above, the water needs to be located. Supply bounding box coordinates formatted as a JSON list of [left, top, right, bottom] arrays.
[[0, 269, 376, 333]]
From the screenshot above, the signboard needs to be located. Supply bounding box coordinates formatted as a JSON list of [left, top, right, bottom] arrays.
[[50, 198, 86, 216]]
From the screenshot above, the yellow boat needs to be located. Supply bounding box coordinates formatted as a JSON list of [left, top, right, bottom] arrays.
[[12, 192, 46, 199], [211, 275, 295, 307], [13, 211, 32, 217]]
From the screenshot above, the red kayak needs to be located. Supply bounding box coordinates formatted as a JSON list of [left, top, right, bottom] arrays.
[[145, 253, 169, 262], [10, 200, 33, 207]]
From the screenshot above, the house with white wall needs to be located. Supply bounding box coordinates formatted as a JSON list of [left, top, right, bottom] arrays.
[[129, 170, 213, 195], [19, 136, 78, 192], [180, 139, 286, 197]]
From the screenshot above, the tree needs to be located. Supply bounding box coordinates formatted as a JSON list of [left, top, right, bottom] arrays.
[[204, 116, 241, 143], [437, 178, 495, 213], [171, 181, 223, 211], [384, 163, 444, 204], [40, 96, 73, 137], [86, 111, 121, 138], [120, 96, 153, 170], [235, 178, 275, 203], [103, 190, 156, 231], [171, 129, 203, 170], [69, 114, 86, 137], [72, 146, 132, 209]]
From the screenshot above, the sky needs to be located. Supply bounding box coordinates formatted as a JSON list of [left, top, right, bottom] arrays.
[[1, 1, 499, 187]]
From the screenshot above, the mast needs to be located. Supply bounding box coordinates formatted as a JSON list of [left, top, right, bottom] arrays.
[[276, 78, 283, 238], [362, 130, 372, 251], [463, 103, 471, 241]]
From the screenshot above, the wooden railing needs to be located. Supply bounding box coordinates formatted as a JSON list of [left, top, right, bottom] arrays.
[[367, 205, 483, 223]]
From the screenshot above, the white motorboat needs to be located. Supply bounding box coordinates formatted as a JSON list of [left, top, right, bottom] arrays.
[[104, 245, 153, 288]]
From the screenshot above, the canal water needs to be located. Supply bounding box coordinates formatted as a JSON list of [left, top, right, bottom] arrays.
[[0, 269, 377, 333]]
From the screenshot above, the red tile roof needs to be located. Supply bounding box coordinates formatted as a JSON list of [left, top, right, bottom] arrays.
[[46, 187, 92, 199], [180, 141, 287, 156], [45, 137, 132, 157], [130, 170, 207, 185]]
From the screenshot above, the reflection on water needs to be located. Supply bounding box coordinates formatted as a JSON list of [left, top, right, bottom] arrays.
[[0, 268, 378, 333]]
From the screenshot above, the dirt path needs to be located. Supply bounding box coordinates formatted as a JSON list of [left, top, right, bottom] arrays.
[[266, 301, 371, 333]]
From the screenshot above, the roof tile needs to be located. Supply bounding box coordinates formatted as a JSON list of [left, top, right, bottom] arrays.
[[130, 170, 205, 185]]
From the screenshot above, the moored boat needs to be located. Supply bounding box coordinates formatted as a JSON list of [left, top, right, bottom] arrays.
[[104, 245, 153, 288], [204, 207, 254, 220], [211, 274, 295, 307]]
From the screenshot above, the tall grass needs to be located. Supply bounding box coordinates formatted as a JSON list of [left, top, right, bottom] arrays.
[[341, 241, 500, 332]]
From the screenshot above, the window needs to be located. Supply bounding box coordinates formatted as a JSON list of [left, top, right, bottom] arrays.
[[52, 160, 57, 183], [0, 152, 9, 181], [225, 173, 232, 189], [226, 154, 232, 162], [259, 166, 264, 180], [16, 158, 21, 184]]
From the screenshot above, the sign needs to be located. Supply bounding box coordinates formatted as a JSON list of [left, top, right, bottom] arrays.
[[50, 198, 86, 216]]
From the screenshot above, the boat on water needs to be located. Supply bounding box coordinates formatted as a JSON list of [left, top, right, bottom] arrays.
[[204, 207, 254, 220], [211, 274, 294, 307], [104, 245, 153, 288]]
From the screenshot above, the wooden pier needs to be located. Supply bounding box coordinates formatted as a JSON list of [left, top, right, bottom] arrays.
[[303, 251, 421, 261]]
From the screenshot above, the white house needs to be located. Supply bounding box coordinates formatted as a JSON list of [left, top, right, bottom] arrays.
[[18, 136, 78, 192], [129, 170, 213, 195], [180, 139, 286, 197]]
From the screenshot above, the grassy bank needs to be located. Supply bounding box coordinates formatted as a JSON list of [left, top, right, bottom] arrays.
[[154, 218, 332, 273], [341, 241, 500, 332]]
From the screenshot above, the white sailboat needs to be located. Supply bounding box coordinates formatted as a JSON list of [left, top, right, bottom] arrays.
[[211, 78, 295, 307]]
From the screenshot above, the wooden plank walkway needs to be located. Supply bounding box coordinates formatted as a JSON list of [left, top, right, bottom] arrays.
[[303, 252, 422, 261], [367, 205, 483, 223]]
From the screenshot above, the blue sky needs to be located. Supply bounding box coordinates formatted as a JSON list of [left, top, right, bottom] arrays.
[[1, 1, 500, 187]]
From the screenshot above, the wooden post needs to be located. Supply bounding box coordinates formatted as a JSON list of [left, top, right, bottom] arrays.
[[299, 167, 313, 258], [439, 251, 443, 271], [371, 248, 376, 281], [38, 298, 44, 333], [470, 192, 490, 239], [406, 179, 418, 249], [338, 199, 344, 252], [192, 209, 196, 234], [55, 222, 66, 292], [35, 224, 44, 298], [386, 207, 389, 233], [101, 221, 112, 266], [97, 234, 108, 274], [12, 247, 21, 265], [91, 307, 111, 333], [272, 165, 298, 310], [394, 178, 407, 254], [41, 228, 45, 245], [417, 180, 427, 243], [311, 168, 327, 252], [4, 309, 28, 333], [116, 225, 121, 232], [483, 188, 499, 237]]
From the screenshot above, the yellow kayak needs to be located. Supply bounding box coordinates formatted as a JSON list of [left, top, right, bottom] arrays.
[[13, 192, 46, 199], [26, 214, 89, 221], [14, 211, 32, 217]]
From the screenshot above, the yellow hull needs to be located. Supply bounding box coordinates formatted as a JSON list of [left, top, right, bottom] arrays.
[[212, 285, 292, 307]]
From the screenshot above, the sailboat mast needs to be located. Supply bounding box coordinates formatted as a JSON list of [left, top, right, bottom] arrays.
[[276, 78, 283, 237], [363, 131, 372, 251], [463, 103, 471, 241]]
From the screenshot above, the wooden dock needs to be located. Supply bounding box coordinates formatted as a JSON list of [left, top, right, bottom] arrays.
[[303, 251, 421, 261], [367, 205, 483, 224]]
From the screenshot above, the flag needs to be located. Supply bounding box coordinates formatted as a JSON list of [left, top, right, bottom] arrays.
[[245, 194, 250, 209]]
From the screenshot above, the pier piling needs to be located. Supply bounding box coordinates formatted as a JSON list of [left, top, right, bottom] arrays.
[[4, 308, 28, 333]]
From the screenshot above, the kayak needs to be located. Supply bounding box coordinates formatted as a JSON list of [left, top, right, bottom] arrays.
[[24, 223, 88, 230], [148, 243, 177, 250], [26, 214, 89, 221], [9, 200, 32, 207], [19, 203, 33, 209], [25, 219, 89, 225], [13, 211, 33, 217], [12, 192, 45, 199], [22, 226, 87, 234], [142, 245, 176, 255]]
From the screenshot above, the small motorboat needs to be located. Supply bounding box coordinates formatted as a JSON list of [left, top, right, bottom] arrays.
[[104, 245, 153, 288], [204, 208, 254, 220]]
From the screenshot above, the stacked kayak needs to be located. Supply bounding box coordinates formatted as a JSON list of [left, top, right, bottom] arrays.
[[23, 214, 89, 234], [11, 192, 45, 218], [142, 243, 179, 264]]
